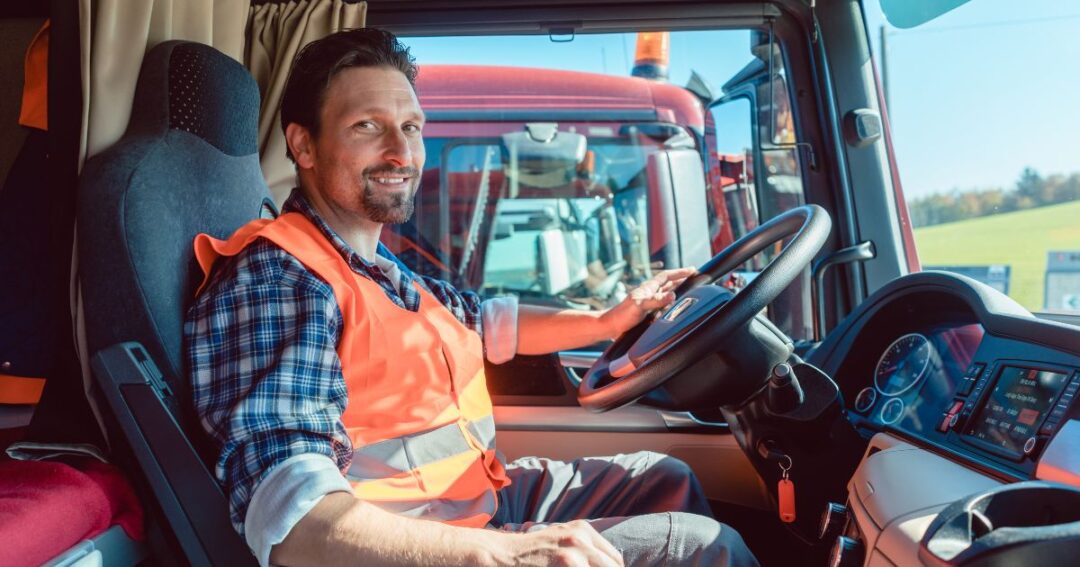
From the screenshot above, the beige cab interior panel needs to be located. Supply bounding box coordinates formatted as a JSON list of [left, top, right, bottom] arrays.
[[849, 434, 1001, 566], [866, 549, 897, 567], [875, 507, 946, 567], [852, 434, 1000, 528], [494, 406, 769, 510]]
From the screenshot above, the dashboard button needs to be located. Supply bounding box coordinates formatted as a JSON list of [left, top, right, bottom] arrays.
[[937, 401, 965, 432], [1023, 436, 1038, 455], [957, 377, 976, 396], [1040, 420, 1060, 436], [965, 363, 985, 379], [937, 413, 953, 433], [937, 413, 950, 432]]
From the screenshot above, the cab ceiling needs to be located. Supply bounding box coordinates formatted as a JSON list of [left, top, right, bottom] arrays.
[[362, 0, 801, 36]]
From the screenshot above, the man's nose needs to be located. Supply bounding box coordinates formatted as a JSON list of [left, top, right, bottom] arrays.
[[382, 128, 412, 167]]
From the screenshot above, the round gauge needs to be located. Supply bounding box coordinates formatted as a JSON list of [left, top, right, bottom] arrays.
[[854, 387, 877, 414], [874, 333, 932, 396], [879, 397, 905, 425]]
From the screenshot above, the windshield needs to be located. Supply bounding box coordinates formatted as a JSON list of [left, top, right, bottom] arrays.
[[866, 0, 1080, 315], [390, 123, 691, 307], [378, 29, 814, 340]]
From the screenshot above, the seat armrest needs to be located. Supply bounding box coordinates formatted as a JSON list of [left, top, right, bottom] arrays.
[[91, 342, 256, 566]]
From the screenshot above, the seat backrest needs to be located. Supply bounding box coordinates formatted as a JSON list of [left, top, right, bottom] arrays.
[[78, 41, 271, 410]]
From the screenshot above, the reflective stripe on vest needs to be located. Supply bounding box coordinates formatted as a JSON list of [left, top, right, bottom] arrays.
[[347, 416, 497, 481], [194, 212, 510, 527]]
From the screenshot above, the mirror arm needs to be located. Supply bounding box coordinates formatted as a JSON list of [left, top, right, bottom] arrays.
[[811, 240, 876, 341]]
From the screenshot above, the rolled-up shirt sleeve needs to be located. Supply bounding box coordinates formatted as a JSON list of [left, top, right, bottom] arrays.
[[481, 296, 519, 364], [185, 239, 354, 560], [245, 454, 352, 567]]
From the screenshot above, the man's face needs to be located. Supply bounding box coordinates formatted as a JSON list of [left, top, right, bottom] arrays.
[[300, 66, 426, 225]]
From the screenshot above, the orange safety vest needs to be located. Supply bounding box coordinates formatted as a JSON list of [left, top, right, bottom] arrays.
[[194, 213, 510, 526]]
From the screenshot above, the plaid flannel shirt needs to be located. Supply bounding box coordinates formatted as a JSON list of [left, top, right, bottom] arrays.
[[185, 189, 486, 535]]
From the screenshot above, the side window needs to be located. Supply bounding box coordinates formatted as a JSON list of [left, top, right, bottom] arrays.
[[706, 49, 812, 341]]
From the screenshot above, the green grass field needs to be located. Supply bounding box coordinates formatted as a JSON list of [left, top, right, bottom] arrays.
[[913, 200, 1080, 312]]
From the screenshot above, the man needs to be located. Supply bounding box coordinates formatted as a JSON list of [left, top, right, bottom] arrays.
[[186, 28, 757, 567]]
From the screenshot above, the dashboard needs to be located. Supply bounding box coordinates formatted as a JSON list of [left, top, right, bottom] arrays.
[[808, 271, 1080, 482]]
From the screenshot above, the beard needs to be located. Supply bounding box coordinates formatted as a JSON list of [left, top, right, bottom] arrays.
[[360, 165, 420, 224]]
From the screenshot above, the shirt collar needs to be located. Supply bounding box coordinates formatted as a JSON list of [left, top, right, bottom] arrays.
[[281, 188, 414, 277]]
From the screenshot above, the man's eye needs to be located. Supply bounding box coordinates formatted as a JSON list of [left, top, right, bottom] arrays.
[[403, 123, 422, 134], [354, 121, 376, 130]]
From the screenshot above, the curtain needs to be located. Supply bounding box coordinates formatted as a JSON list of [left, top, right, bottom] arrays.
[[78, 0, 367, 197], [78, 0, 249, 166], [245, 0, 367, 202]]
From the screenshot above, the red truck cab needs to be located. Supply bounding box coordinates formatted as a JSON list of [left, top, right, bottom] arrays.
[[383, 64, 724, 312]]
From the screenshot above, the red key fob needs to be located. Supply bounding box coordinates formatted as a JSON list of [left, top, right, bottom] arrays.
[[778, 478, 796, 523]]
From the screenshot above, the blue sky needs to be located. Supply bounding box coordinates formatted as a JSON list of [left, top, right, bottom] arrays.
[[405, 0, 1080, 200]]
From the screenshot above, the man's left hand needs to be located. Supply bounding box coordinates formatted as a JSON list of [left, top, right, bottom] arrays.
[[601, 267, 697, 338]]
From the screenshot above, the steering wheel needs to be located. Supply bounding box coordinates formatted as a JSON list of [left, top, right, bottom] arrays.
[[578, 205, 832, 412]]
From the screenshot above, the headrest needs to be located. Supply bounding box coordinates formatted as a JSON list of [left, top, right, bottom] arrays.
[[126, 41, 259, 157]]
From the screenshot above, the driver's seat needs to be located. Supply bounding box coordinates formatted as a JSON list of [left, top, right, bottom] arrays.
[[77, 40, 268, 565]]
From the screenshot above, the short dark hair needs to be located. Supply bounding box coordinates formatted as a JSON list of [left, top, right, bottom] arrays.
[[279, 28, 418, 162]]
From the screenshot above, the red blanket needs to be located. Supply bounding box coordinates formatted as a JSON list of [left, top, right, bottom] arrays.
[[0, 457, 144, 566]]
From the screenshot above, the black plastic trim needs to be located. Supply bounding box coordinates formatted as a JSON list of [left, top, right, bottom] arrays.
[[91, 342, 256, 566]]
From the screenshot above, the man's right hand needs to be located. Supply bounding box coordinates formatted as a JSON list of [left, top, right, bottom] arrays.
[[495, 520, 624, 567], [273, 493, 625, 567]]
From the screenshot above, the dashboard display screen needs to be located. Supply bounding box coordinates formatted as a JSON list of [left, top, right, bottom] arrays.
[[968, 366, 1069, 455]]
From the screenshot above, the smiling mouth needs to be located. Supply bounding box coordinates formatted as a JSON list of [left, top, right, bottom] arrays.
[[369, 176, 412, 186]]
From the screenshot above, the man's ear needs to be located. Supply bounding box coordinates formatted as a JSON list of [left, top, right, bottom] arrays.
[[285, 123, 316, 169]]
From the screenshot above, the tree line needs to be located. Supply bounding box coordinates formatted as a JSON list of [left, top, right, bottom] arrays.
[[908, 168, 1080, 228]]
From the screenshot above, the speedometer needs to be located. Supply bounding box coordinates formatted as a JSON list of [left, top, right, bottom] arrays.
[[874, 333, 932, 396]]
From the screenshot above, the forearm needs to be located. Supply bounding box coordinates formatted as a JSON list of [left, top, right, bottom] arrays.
[[270, 493, 509, 567], [515, 304, 628, 355], [514, 267, 694, 355]]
